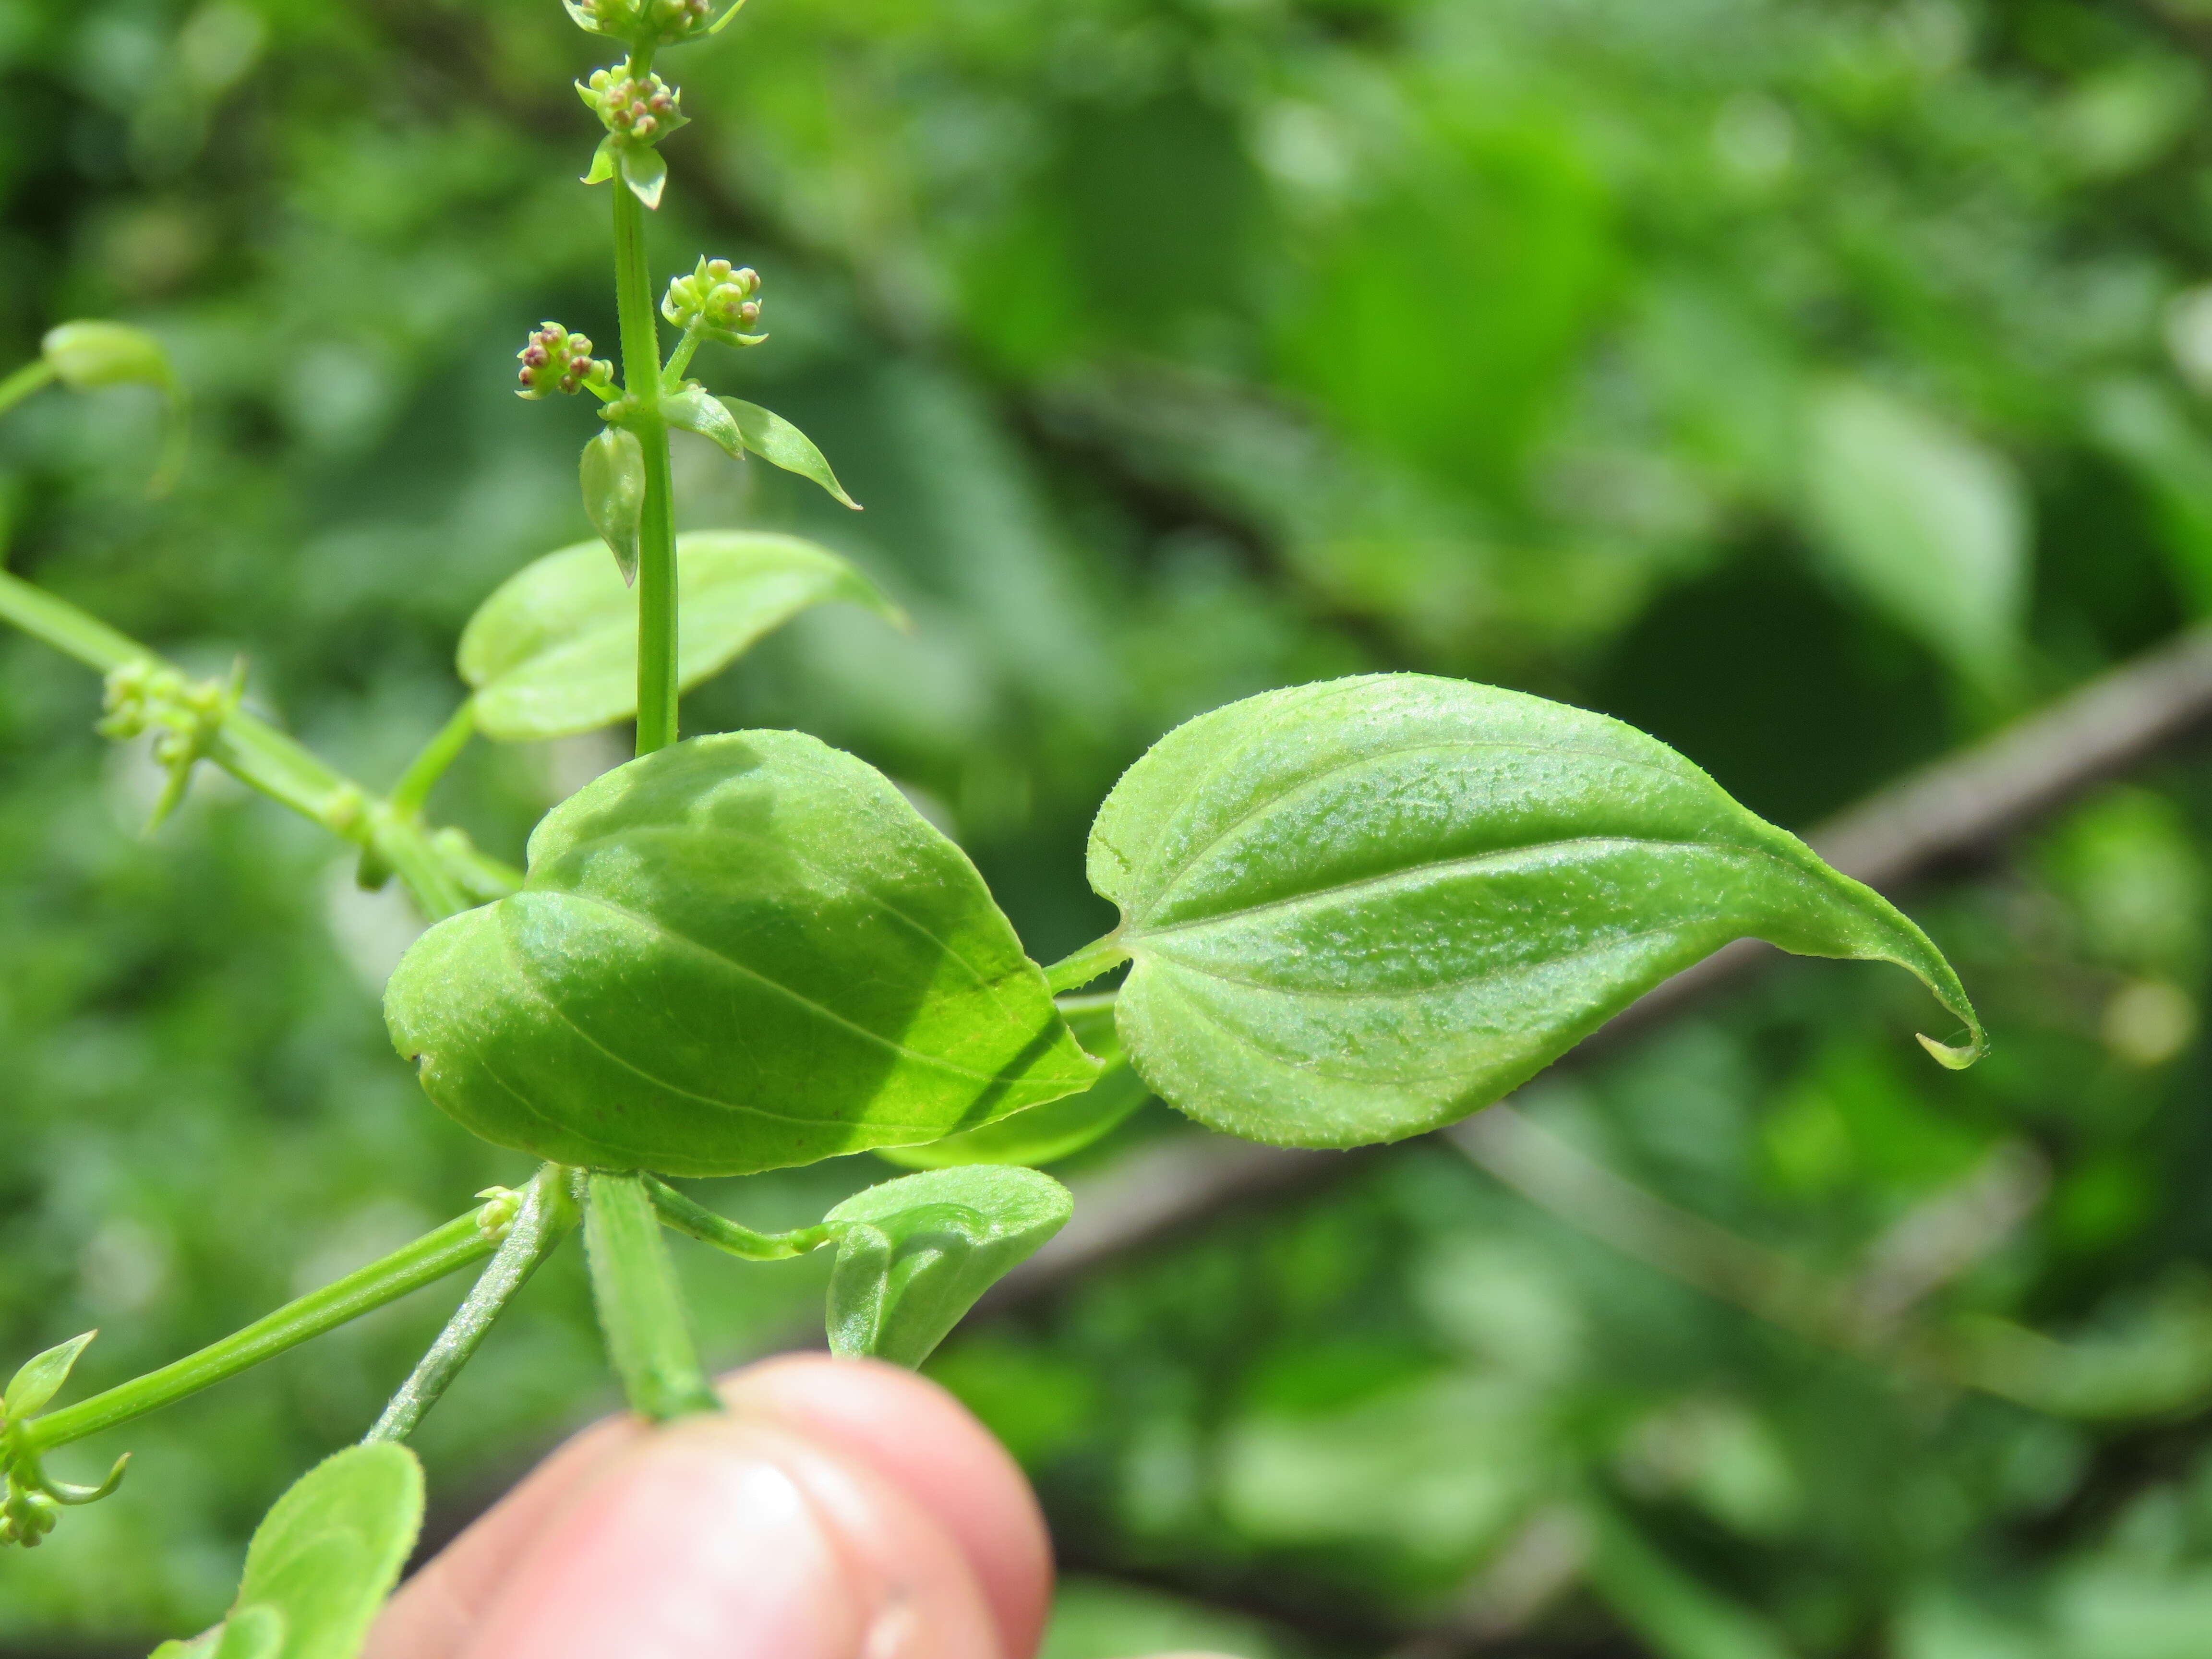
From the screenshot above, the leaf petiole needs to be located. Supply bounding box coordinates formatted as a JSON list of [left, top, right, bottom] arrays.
[[646, 1176, 830, 1260], [1043, 934, 1129, 994]]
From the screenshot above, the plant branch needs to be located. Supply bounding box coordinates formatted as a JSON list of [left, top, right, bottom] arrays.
[[0, 570, 518, 919], [584, 1172, 719, 1421], [365, 1167, 577, 1444], [26, 1203, 504, 1454]]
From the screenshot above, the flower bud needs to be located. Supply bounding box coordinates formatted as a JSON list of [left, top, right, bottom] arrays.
[[661, 256, 768, 347], [578, 65, 688, 146], [40, 322, 176, 392], [564, 0, 728, 48], [516, 322, 613, 400]]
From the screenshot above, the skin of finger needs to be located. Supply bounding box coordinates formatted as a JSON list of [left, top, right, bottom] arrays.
[[455, 1413, 1005, 1659], [369, 1357, 1051, 1659], [723, 1354, 1053, 1656], [364, 1412, 643, 1659]]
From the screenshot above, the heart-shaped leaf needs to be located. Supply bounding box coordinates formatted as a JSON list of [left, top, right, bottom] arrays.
[[4, 1331, 95, 1420], [457, 531, 902, 742], [1088, 674, 1985, 1148], [386, 733, 1102, 1176], [153, 1444, 421, 1659], [876, 994, 1149, 1169], [823, 1166, 1073, 1366]]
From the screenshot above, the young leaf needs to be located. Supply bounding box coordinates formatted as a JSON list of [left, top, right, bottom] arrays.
[[579, 427, 647, 585], [617, 144, 666, 209], [581, 135, 616, 185], [823, 1166, 1073, 1367], [723, 397, 861, 509], [457, 531, 902, 742], [385, 733, 1102, 1176], [154, 1444, 421, 1659], [1088, 674, 1986, 1149], [661, 385, 745, 456], [877, 996, 1149, 1169], [4, 1331, 95, 1420]]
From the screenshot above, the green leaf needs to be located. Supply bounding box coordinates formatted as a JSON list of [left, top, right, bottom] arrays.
[[457, 531, 902, 743], [579, 427, 647, 586], [661, 385, 745, 456], [823, 1166, 1073, 1366], [156, 1444, 421, 1659], [722, 397, 862, 509], [1087, 674, 1985, 1149], [581, 135, 615, 185], [386, 733, 1102, 1176], [5, 1331, 95, 1419], [618, 144, 666, 209], [877, 995, 1149, 1168], [1802, 380, 2027, 691]]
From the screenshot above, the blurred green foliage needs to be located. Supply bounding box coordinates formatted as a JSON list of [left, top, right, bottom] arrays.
[[10, 0, 2212, 1650]]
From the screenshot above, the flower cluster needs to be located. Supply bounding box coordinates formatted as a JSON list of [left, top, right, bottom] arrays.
[[580, 66, 685, 145], [516, 323, 614, 399], [661, 257, 766, 345], [565, 0, 724, 50]]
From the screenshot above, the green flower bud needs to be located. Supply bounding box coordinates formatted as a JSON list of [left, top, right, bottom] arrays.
[[41, 322, 176, 392], [564, 0, 732, 48], [97, 657, 243, 830], [661, 256, 767, 346], [516, 323, 613, 400], [578, 65, 688, 145]]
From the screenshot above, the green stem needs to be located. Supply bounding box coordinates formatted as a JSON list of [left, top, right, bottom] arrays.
[[390, 700, 478, 818], [647, 1177, 830, 1262], [0, 571, 519, 916], [1043, 933, 1130, 995], [0, 359, 57, 421], [585, 1173, 719, 1422], [661, 322, 705, 390], [611, 179, 679, 758], [28, 1206, 500, 1454], [364, 1168, 576, 1444]]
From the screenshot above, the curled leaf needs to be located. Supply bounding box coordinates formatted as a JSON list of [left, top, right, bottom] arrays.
[[580, 427, 647, 586], [1089, 674, 1986, 1149], [661, 385, 744, 456], [617, 144, 666, 210], [823, 1166, 1073, 1366]]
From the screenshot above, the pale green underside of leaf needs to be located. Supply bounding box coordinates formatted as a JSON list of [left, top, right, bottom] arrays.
[[824, 1166, 1073, 1366], [876, 995, 1149, 1168], [164, 1444, 421, 1659], [1090, 674, 1985, 1149], [385, 733, 1100, 1177], [457, 531, 902, 742]]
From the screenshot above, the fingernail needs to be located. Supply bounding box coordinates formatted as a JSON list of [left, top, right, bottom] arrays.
[[474, 1427, 865, 1659]]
